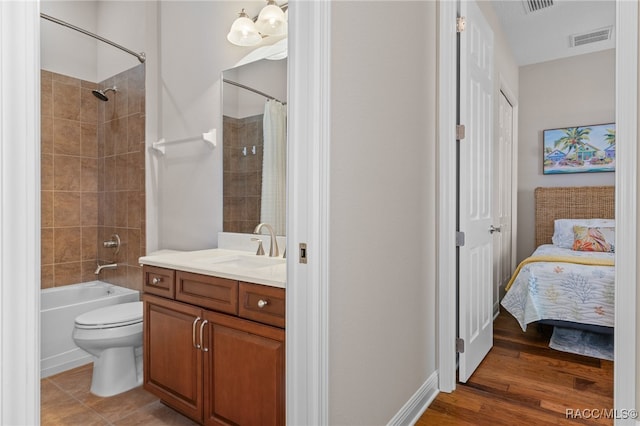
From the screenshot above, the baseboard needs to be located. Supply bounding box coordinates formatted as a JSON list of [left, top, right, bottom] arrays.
[[41, 350, 92, 378], [387, 371, 439, 426]]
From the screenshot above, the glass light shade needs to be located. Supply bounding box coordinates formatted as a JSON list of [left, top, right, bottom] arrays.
[[227, 12, 262, 46], [255, 4, 287, 36]]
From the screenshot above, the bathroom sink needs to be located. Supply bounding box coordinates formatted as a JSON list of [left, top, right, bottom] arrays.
[[194, 254, 285, 270]]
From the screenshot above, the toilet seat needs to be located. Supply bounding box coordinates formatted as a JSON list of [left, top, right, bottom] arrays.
[[75, 301, 142, 330]]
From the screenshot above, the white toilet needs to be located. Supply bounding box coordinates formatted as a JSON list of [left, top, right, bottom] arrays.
[[72, 301, 143, 397]]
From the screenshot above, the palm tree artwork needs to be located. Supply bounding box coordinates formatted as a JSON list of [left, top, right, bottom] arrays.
[[543, 123, 616, 174], [554, 126, 591, 155], [604, 128, 615, 148]]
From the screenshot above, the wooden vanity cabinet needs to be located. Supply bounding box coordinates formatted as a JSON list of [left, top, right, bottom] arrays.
[[203, 311, 285, 426], [142, 266, 285, 426], [144, 294, 203, 420]]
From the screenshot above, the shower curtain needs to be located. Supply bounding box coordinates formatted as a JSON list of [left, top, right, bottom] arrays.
[[261, 99, 287, 236]]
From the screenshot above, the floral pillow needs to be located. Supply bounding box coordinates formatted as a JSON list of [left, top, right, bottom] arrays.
[[572, 225, 615, 252], [553, 218, 615, 248]]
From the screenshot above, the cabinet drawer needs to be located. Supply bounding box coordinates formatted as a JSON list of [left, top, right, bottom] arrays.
[[176, 271, 238, 315], [143, 266, 176, 298], [239, 282, 285, 328]]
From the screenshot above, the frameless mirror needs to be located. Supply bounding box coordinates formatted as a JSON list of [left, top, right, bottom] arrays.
[[222, 56, 287, 236]]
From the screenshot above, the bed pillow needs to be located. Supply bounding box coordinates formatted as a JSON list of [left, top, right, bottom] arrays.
[[572, 225, 615, 252], [552, 218, 615, 248]]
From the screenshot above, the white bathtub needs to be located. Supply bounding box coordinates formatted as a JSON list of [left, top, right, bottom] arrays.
[[41, 281, 140, 378]]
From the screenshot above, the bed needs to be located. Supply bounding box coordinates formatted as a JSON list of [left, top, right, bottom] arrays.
[[500, 186, 615, 334]]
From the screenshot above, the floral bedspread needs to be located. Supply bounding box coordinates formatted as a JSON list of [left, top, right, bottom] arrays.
[[500, 244, 615, 331]]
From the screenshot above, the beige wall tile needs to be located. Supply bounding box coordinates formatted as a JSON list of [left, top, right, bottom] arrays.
[[41, 265, 54, 289], [54, 262, 82, 286], [81, 193, 98, 226], [81, 226, 98, 261], [41, 73, 53, 119], [80, 157, 98, 192], [41, 228, 54, 266], [41, 191, 54, 227], [80, 88, 98, 124], [54, 227, 81, 263], [41, 153, 54, 191], [53, 81, 81, 121], [53, 192, 81, 227], [81, 123, 98, 158], [41, 116, 54, 154], [51, 72, 80, 86], [53, 119, 81, 156], [53, 155, 81, 191]]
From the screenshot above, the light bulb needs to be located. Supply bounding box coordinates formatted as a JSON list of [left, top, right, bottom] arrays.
[[255, 2, 286, 36], [227, 9, 262, 46]]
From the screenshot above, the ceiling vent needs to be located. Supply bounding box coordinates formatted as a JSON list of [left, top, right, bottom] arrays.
[[522, 0, 554, 14], [570, 27, 613, 48]]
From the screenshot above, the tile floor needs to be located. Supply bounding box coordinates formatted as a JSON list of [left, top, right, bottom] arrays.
[[41, 364, 198, 425]]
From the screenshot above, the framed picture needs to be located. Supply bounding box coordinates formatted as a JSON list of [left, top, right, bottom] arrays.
[[543, 123, 616, 174]]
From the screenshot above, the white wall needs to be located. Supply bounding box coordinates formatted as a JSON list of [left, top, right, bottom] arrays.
[[328, 2, 437, 423], [40, 1, 98, 82], [40, 1, 145, 83], [517, 49, 615, 261], [150, 1, 268, 251], [96, 1, 146, 82]]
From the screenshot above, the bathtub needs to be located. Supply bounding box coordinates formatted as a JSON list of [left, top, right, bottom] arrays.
[[41, 281, 140, 378]]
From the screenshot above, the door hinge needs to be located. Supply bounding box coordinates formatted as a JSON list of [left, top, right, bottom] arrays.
[[456, 231, 465, 247], [456, 124, 466, 140], [457, 16, 466, 33], [456, 338, 465, 353]]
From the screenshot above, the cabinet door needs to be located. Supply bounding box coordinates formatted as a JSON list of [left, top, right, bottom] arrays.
[[143, 294, 203, 422], [203, 311, 285, 426]]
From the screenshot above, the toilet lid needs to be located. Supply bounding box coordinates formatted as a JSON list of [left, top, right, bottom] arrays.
[[75, 301, 142, 329]]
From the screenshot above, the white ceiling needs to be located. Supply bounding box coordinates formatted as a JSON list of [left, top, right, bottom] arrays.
[[490, 0, 616, 66]]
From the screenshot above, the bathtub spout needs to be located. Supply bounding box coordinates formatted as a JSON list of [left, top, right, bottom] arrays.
[[95, 263, 118, 275]]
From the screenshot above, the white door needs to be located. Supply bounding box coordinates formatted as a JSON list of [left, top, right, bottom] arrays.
[[458, 0, 495, 383], [493, 91, 514, 314]]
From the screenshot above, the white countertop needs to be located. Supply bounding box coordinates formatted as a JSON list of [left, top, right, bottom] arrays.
[[139, 248, 286, 289]]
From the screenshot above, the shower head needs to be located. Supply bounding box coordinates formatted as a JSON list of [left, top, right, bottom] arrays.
[[92, 86, 117, 101]]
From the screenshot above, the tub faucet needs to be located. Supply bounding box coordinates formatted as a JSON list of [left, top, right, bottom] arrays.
[[95, 263, 118, 275], [253, 223, 279, 257]]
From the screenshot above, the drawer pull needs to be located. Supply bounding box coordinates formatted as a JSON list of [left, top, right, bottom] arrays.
[[192, 317, 201, 349], [199, 320, 209, 352], [257, 299, 269, 309], [152, 277, 162, 285]]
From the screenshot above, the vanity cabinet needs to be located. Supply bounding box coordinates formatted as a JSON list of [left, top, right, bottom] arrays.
[[142, 266, 285, 426]]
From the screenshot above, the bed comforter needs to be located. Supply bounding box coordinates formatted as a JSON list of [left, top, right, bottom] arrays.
[[500, 244, 615, 331]]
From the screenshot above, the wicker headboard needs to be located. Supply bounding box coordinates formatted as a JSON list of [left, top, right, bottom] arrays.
[[535, 186, 615, 247]]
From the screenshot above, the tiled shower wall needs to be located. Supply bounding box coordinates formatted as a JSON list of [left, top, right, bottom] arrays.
[[40, 65, 145, 291], [223, 115, 264, 234]]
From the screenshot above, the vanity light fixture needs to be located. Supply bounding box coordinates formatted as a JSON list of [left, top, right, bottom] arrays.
[[227, 0, 287, 47]]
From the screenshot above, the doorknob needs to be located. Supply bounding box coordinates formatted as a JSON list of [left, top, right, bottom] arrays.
[[489, 225, 501, 234]]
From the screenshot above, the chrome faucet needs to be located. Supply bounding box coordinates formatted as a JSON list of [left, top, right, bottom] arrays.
[[94, 262, 118, 275], [253, 223, 279, 257]]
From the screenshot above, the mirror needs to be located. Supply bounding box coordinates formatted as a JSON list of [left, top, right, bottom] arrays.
[[222, 56, 287, 236]]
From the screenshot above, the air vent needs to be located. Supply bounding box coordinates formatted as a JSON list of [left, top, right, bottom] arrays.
[[522, 0, 554, 14], [570, 27, 613, 47]]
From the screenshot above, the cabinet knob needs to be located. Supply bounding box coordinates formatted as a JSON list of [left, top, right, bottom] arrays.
[[152, 277, 162, 285], [257, 299, 269, 309]]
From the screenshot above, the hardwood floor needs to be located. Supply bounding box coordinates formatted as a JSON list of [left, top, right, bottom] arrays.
[[417, 310, 614, 426]]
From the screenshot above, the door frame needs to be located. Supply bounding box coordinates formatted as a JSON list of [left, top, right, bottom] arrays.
[[496, 78, 519, 310], [436, 1, 638, 418]]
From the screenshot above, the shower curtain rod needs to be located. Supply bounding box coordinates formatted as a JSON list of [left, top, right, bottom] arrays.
[[40, 13, 146, 64], [223, 79, 286, 105]]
